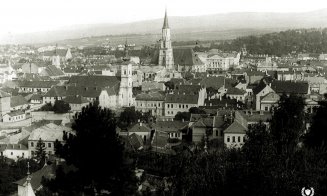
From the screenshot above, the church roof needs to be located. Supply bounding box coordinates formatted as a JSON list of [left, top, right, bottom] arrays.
[[174, 48, 204, 66], [68, 75, 120, 88], [163, 9, 169, 29]]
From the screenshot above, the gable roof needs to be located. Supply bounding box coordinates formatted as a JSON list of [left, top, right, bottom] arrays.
[[173, 48, 204, 66], [63, 95, 89, 104], [11, 95, 28, 108], [18, 80, 59, 88], [41, 65, 64, 77], [188, 76, 237, 89], [226, 87, 246, 95], [224, 121, 247, 134], [28, 123, 72, 141], [4, 110, 25, 117], [68, 75, 120, 88], [270, 81, 309, 94], [0, 90, 11, 98], [165, 94, 198, 104], [44, 85, 111, 98], [128, 123, 152, 133], [152, 121, 188, 133], [135, 91, 165, 101]]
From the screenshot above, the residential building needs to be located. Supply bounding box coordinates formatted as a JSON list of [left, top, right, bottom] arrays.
[[0, 144, 29, 161], [62, 95, 89, 112], [3, 111, 26, 122], [135, 91, 165, 116], [0, 90, 11, 117], [28, 123, 72, 156], [18, 80, 60, 93], [11, 95, 29, 111], [224, 121, 247, 148]]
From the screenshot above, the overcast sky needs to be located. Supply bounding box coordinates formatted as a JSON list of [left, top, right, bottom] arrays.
[[1, 0, 327, 35]]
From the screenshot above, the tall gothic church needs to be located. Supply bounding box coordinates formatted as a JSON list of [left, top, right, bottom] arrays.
[[158, 9, 174, 70]]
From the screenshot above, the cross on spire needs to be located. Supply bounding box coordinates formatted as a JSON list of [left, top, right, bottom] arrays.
[[26, 161, 31, 183], [162, 7, 169, 29]]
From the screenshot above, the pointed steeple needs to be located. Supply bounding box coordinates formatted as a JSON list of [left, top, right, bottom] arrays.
[[162, 8, 169, 29], [123, 38, 130, 62]]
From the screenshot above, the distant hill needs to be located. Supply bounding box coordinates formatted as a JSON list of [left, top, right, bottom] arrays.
[[1, 9, 327, 45]]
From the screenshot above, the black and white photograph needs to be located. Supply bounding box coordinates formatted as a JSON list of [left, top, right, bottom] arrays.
[[0, 0, 327, 195]]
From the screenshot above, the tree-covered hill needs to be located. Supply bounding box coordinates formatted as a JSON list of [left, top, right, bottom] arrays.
[[214, 28, 327, 56]]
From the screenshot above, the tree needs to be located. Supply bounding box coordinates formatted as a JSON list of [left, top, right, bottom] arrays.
[[305, 94, 327, 148], [119, 106, 139, 128], [47, 102, 138, 195], [164, 81, 175, 90], [174, 112, 191, 121], [40, 103, 53, 111], [189, 107, 206, 114], [35, 138, 46, 167], [53, 100, 71, 113]]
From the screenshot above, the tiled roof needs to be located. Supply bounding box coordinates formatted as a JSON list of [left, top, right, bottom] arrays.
[[152, 121, 188, 133], [190, 113, 209, 122], [41, 49, 68, 57], [135, 91, 165, 101], [128, 133, 144, 150], [174, 84, 202, 95], [224, 121, 247, 134], [226, 87, 246, 95], [0, 90, 11, 98], [44, 85, 113, 98], [11, 95, 28, 108], [4, 110, 25, 117], [165, 94, 198, 104], [128, 123, 151, 133], [30, 94, 43, 101], [189, 76, 237, 89], [270, 81, 309, 94], [68, 75, 120, 88], [173, 48, 204, 66], [14, 165, 55, 191], [192, 117, 214, 128], [63, 95, 89, 104], [28, 123, 71, 141], [18, 80, 59, 88], [0, 144, 28, 151], [41, 65, 64, 77], [236, 110, 272, 123]]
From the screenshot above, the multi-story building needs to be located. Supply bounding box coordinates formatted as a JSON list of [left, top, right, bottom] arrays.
[[135, 91, 165, 116]]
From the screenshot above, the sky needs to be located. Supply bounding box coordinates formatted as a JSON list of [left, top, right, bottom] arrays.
[[1, 0, 327, 35]]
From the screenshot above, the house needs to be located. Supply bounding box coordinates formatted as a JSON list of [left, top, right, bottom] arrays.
[[253, 83, 275, 111], [224, 121, 247, 148], [260, 92, 280, 111], [30, 94, 43, 104], [18, 80, 60, 93], [43, 85, 116, 109], [234, 110, 272, 129], [135, 91, 165, 116], [225, 87, 247, 103], [126, 122, 152, 143], [62, 95, 89, 112], [28, 123, 72, 156], [3, 110, 26, 122], [191, 115, 225, 143], [0, 144, 29, 161], [152, 121, 188, 140], [164, 94, 198, 117], [11, 95, 29, 111]]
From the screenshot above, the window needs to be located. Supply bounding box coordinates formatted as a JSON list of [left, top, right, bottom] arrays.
[[265, 106, 269, 111], [167, 104, 170, 108], [179, 104, 181, 108], [22, 153, 24, 156], [48, 143, 51, 148], [31, 142, 34, 147], [11, 152, 13, 155], [171, 104, 173, 108], [238, 136, 241, 142], [232, 136, 235, 142], [227, 136, 230, 142], [42, 143, 45, 147], [216, 130, 219, 136]]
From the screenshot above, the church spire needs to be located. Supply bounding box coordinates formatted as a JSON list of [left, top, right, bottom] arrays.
[[162, 8, 169, 29]]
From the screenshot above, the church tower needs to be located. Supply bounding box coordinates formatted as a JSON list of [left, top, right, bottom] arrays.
[[52, 44, 61, 68], [119, 41, 133, 107], [158, 9, 174, 70]]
